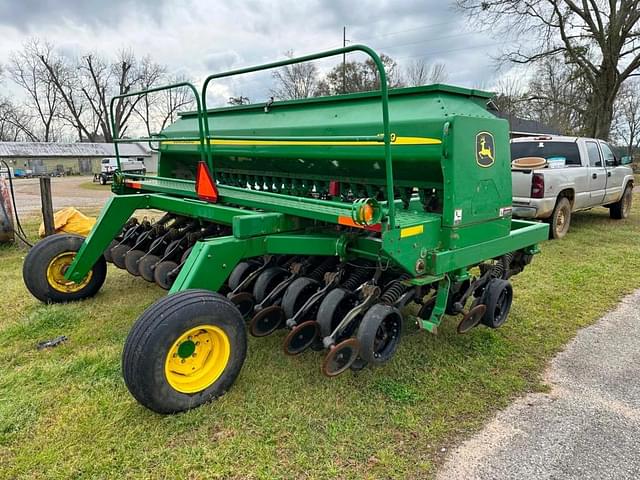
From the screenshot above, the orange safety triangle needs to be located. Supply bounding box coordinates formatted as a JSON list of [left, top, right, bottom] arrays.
[[195, 161, 218, 203]]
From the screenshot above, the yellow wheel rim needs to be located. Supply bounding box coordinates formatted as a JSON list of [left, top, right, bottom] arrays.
[[46, 252, 93, 293], [165, 325, 231, 394]]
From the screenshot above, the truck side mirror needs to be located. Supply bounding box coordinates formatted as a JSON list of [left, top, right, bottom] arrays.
[[621, 156, 633, 165]]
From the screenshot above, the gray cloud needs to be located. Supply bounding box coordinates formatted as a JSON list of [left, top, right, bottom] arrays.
[[0, 0, 168, 29], [0, 0, 518, 107]]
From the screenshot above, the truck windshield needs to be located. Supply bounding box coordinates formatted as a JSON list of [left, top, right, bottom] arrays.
[[511, 141, 581, 166]]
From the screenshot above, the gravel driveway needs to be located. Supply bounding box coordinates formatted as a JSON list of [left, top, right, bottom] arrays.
[[437, 290, 640, 480], [12, 176, 112, 216]]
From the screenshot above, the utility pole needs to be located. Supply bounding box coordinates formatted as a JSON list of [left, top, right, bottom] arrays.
[[342, 26, 346, 94]]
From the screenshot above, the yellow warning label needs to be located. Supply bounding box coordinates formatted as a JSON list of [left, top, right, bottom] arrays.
[[400, 225, 424, 238]]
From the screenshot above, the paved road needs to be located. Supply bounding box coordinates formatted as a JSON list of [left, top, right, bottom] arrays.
[[12, 176, 112, 215], [438, 290, 640, 480]]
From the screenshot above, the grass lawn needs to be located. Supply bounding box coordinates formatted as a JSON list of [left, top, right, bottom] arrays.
[[78, 181, 111, 191], [1, 194, 640, 479]]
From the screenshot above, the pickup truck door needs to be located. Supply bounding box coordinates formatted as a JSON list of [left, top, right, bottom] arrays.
[[585, 140, 607, 206], [600, 142, 624, 204]]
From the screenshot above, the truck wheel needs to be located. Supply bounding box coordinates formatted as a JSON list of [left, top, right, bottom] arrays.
[[480, 278, 513, 329], [23, 234, 107, 304], [100, 175, 107, 185], [122, 290, 247, 413], [610, 184, 633, 219], [548, 197, 571, 239]]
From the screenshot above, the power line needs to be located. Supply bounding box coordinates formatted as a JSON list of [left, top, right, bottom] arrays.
[[394, 41, 506, 62], [353, 19, 463, 43], [358, 29, 492, 52]]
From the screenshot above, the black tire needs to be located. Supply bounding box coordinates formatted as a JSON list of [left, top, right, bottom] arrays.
[[111, 244, 130, 269], [154, 261, 179, 290], [138, 254, 160, 282], [164, 239, 182, 259], [610, 184, 633, 219], [99, 175, 107, 185], [316, 287, 358, 337], [480, 278, 513, 329], [548, 197, 571, 239], [122, 290, 247, 414], [124, 249, 146, 276], [23, 234, 107, 304], [181, 246, 193, 264], [228, 260, 261, 291], [281, 277, 319, 319], [252, 267, 289, 304], [103, 239, 118, 263], [357, 303, 402, 365]]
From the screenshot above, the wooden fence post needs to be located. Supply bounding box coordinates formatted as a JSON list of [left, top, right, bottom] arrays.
[[40, 177, 55, 237]]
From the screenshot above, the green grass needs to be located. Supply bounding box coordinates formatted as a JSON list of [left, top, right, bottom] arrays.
[[2, 196, 640, 479], [78, 181, 111, 191]]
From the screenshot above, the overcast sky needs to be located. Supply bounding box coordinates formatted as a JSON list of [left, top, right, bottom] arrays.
[[0, 0, 518, 105]]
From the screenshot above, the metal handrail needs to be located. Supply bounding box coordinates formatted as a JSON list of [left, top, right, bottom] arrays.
[[109, 81, 205, 171], [200, 44, 397, 228]]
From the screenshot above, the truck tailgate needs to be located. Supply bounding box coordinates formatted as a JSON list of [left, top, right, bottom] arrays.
[[511, 169, 532, 200]]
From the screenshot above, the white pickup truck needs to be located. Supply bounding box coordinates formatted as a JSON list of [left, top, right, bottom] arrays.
[[511, 135, 634, 239], [95, 157, 146, 185]]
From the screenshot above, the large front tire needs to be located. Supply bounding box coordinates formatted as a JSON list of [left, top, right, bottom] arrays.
[[122, 290, 247, 414], [23, 234, 107, 303], [610, 184, 633, 219]]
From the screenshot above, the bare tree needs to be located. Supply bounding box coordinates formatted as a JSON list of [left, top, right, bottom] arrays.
[[228, 95, 251, 105], [0, 98, 35, 141], [155, 75, 195, 131], [490, 76, 528, 117], [271, 51, 319, 100], [7, 39, 62, 141], [315, 53, 404, 96], [614, 80, 640, 156], [457, 0, 640, 139], [38, 47, 163, 142], [404, 60, 449, 86]]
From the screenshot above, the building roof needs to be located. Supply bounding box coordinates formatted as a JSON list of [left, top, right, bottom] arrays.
[[491, 111, 562, 137], [0, 142, 151, 158]]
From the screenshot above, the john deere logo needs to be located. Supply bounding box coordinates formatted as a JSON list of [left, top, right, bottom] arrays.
[[476, 132, 495, 168]]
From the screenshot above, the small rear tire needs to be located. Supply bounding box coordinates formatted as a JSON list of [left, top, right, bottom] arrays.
[[281, 277, 319, 319], [124, 249, 145, 276], [252, 267, 289, 304], [103, 239, 118, 263], [228, 260, 261, 291], [356, 303, 402, 365], [122, 290, 247, 414], [154, 261, 179, 290], [111, 244, 130, 269], [316, 288, 358, 338], [480, 279, 513, 329], [23, 234, 107, 304], [138, 254, 160, 282]]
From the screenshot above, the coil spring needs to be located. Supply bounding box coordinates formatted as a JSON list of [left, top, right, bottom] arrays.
[[280, 256, 299, 269], [308, 257, 337, 282], [342, 267, 372, 291], [380, 274, 411, 305], [488, 253, 514, 279]]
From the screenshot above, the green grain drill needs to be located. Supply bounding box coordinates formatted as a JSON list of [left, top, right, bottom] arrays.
[[23, 46, 548, 414]]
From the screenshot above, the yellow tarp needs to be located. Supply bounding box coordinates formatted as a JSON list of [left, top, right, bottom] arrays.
[[39, 207, 96, 238]]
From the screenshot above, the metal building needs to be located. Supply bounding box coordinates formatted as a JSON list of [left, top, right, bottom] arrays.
[[0, 142, 156, 176]]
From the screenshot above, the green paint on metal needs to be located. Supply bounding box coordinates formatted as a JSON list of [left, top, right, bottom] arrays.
[[177, 340, 196, 359]]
